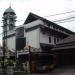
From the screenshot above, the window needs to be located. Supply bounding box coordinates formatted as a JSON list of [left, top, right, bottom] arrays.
[[9, 25, 13, 30], [54, 37, 56, 44], [49, 36, 51, 43], [57, 38, 59, 42], [16, 27, 24, 38]]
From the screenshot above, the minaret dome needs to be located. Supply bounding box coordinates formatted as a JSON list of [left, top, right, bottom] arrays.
[[3, 6, 16, 15], [2, 6, 17, 31]]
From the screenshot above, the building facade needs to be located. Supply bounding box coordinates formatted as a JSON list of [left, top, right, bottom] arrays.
[[52, 35, 75, 67], [24, 13, 74, 51], [2, 7, 74, 52], [2, 6, 17, 52], [2, 7, 75, 73]]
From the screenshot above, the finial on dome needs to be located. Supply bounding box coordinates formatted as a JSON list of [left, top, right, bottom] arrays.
[[3, 3, 16, 15], [9, 3, 11, 8]]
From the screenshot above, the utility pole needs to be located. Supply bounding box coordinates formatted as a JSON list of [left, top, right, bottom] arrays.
[[29, 46, 31, 73], [2, 27, 6, 73], [2, 20, 7, 73]]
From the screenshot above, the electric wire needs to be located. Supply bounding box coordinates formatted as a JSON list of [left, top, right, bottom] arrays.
[[0, 10, 75, 23], [0, 10, 74, 35], [55, 19, 75, 24], [53, 16, 75, 22], [0, 16, 74, 24], [44, 10, 75, 17]]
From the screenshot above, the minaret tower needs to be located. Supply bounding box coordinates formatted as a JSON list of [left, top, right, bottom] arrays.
[[2, 5, 17, 52], [2, 6, 17, 70], [2, 5, 17, 31]]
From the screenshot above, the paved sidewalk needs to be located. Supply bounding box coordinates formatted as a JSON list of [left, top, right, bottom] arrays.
[[25, 74, 52, 75], [0, 67, 75, 75], [52, 67, 75, 75]]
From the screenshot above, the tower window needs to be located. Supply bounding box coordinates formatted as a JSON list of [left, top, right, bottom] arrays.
[[49, 36, 51, 43], [9, 25, 13, 30]]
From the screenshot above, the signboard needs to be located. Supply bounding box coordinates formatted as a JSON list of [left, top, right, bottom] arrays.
[[16, 37, 26, 50], [16, 27, 24, 38], [15, 26, 26, 50]]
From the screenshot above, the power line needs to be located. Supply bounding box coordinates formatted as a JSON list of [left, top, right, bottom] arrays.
[[0, 10, 74, 24], [53, 16, 75, 22], [17, 20, 25, 22], [44, 10, 75, 17], [0, 16, 74, 24], [55, 19, 75, 24], [0, 19, 75, 36], [0, 10, 75, 23], [0, 11, 74, 28]]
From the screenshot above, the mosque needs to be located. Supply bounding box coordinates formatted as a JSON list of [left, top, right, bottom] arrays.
[[1, 6, 75, 73]]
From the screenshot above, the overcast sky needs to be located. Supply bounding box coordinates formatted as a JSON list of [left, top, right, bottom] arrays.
[[0, 0, 75, 45]]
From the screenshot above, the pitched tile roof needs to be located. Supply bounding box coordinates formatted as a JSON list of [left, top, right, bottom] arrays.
[[24, 12, 75, 34]]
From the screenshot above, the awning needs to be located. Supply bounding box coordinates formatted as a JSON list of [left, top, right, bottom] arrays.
[[40, 43, 54, 48], [52, 45, 75, 51]]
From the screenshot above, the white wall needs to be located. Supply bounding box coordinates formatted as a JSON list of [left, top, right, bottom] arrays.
[[24, 19, 44, 29], [51, 36, 55, 44], [26, 28, 40, 48], [7, 36, 16, 52], [7, 29, 15, 36], [40, 30, 54, 45]]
